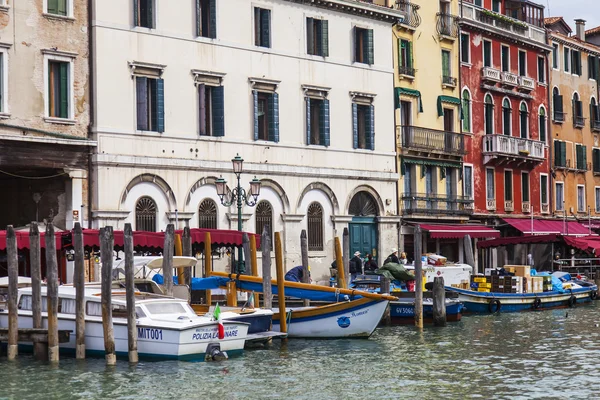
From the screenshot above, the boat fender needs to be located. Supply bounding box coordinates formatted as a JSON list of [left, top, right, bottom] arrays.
[[532, 298, 542, 310], [591, 291, 598, 301], [488, 299, 501, 314], [205, 343, 228, 362], [568, 295, 577, 308]]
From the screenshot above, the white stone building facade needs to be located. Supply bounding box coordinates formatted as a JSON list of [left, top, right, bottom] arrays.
[[90, 0, 404, 280]]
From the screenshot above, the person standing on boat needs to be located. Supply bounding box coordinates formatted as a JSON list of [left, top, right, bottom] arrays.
[[364, 254, 377, 273], [285, 265, 311, 283], [350, 251, 362, 281]]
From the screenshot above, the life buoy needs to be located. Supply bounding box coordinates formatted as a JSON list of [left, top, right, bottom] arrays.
[[532, 298, 542, 310], [488, 299, 501, 313], [568, 295, 577, 308], [591, 291, 598, 300]]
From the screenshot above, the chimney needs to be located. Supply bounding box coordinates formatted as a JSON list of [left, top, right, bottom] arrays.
[[575, 19, 586, 41]]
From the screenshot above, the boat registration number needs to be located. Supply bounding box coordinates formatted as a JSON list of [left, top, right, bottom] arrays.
[[138, 328, 163, 341], [394, 307, 414, 316]]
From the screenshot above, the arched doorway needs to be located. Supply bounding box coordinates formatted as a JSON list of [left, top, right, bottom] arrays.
[[348, 191, 379, 264]]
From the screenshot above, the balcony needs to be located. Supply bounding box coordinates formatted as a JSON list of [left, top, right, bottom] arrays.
[[593, 120, 600, 132], [501, 71, 518, 87], [460, 3, 547, 46], [522, 201, 530, 213], [399, 65, 415, 78], [573, 116, 585, 128], [553, 111, 566, 123], [483, 134, 545, 165], [394, 0, 421, 30], [399, 125, 466, 156], [442, 75, 457, 88], [504, 200, 514, 212], [401, 193, 474, 216], [436, 13, 459, 40], [518, 76, 535, 91], [482, 67, 501, 83]]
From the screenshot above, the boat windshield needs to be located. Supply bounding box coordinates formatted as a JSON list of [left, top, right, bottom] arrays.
[[144, 302, 190, 316]]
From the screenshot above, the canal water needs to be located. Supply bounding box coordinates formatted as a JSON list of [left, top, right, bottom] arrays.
[[2, 302, 600, 399]]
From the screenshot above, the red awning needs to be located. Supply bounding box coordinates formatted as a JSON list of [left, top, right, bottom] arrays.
[[419, 224, 500, 239], [563, 236, 600, 255], [503, 218, 591, 236], [181, 228, 261, 248], [0, 230, 64, 251], [477, 234, 560, 249]]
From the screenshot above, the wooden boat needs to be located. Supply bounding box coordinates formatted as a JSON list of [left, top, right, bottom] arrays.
[[0, 285, 249, 361]]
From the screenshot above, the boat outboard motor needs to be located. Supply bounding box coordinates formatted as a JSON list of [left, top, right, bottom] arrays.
[[205, 343, 228, 362]]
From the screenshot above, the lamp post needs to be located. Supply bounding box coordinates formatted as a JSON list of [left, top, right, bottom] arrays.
[[216, 154, 261, 273]]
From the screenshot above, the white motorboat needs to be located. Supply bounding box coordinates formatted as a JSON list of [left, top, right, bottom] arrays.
[[0, 286, 249, 361]]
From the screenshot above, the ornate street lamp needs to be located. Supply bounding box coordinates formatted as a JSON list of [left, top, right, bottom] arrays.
[[216, 154, 261, 273]]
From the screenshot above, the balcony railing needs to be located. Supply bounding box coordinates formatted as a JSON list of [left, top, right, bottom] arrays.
[[501, 71, 518, 87], [401, 193, 474, 216], [460, 3, 546, 45], [554, 111, 566, 123], [394, 0, 421, 29], [573, 116, 585, 128], [504, 200, 514, 212], [592, 120, 600, 132], [436, 13, 459, 39], [518, 76, 535, 91], [482, 67, 501, 82], [442, 75, 457, 87], [399, 65, 416, 77], [483, 134, 545, 164], [399, 125, 466, 156]]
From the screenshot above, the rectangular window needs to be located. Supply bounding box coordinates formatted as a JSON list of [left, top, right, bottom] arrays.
[[48, 60, 70, 119], [577, 185, 585, 212], [518, 50, 527, 76], [474, 0, 482, 6], [352, 102, 375, 150], [47, 0, 68, 16], [564, 48, 570, 73], [442, 49, 451, 80], [460, 33, 470, 63], [539, 110, 546, 142], [464, 165, 473, 199], [589, 55, 599, 80], [593, 148, 600, 173], [575, 144, 587, 170], [134, 0, 154, 28], [553, 93, 564, 122], [501, 45, 509, 72], [486, 168, 495, 200], [541, 174, 548, 205], [554, 140, 567, 167], [306, 97, 330, 146], [492, 0, 500, 12], [483, 40, 492, 68], [254, 7, 271, 48], [552, 43, 559, 69], [307, 18, 329, 57], [504, 170, 513, 201], [571, 50, 581, 75], [596, 187, 600, 212], [136, 76, 165, 133], [198, 84, 224, 137], [253, 91, 278, 142], [398, 39, 414, 75], [521, 172, 530, 202], [555, 182, 564, 211], [197, 0, 216, 38], [537, 57, 545, 83], [354, 27, 374, 65]]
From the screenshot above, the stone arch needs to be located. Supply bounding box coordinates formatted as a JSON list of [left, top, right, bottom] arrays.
[[260, 178, 290, 214], [120, 173, 177, 211], [345, 185, 384, 216], [296, 182, 340, 214], [185, 176, 232, 208]]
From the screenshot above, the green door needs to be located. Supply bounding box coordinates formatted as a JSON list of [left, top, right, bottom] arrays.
[[349, 217, 378, 264]]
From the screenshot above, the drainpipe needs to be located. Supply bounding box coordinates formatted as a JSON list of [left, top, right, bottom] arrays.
[[87, 0, 95, 229], [392, 21, 402, 250]]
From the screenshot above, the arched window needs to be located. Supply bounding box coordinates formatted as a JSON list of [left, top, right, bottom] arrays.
[[349, 191, 378, 216], [484, 94, 494, 135], [519, 102, 528, 139], [198, 199, 217, 229], [539, 106, 547, 142], [136, 197, 157, 232], [552, 87, 564, 122], [502, 98, 511, 136], [307, 203, 324, 251], [462, 89, 471, 132], [591, 98, 600, 131], [573, 92, 583, 127], [255, 201, 273, 245]]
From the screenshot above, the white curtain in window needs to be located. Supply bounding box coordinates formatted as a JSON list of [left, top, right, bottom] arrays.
[[86, 301, 102, 316], [61, 299, 76, 314], [41, 296, 48, 312], [19, 295, 32, 310]]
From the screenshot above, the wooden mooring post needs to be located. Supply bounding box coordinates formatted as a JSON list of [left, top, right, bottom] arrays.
[[73, 223, 86, 359], [162, 224, 175, 297], [249, 234, 260, 308], [100, 227, 116, 366], [182, 227, 192, 286], [124, 224, 138, 363], [45, 223, 60, 362], [242, 233, 252, 306], [261, 226, 272, 309], [334, 237, 346, 289], [275, 232, 287, 336], [204, 232, 212, 305], [29, 223, 46, 359], [432, 277, 447, 327], [6, 226, 18, 360], [380, 277, 391, 326], [175, 233, 184, 283], [343, 228, 350, 285], [414, 225, 423, 329], [300, 230, 310, 307]]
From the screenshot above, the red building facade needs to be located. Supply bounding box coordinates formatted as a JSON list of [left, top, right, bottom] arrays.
[[460, 0, 551, 223]]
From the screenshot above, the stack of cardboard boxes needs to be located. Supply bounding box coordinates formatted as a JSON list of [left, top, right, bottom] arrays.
[[469, 265, 554, 294]]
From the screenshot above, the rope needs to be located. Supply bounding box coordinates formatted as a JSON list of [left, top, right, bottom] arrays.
[[286, 309, 293, 327], [0, 169, 69, 180]]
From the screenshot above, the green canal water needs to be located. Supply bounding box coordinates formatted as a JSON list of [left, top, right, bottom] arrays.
[[2, 302, 600, 400]]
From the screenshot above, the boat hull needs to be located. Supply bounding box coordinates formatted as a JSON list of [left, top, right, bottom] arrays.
[[389, 299, 463, 323], [226, 312, 273, 334], [271, 298, 389, 338], [446, 286, 597, 314]]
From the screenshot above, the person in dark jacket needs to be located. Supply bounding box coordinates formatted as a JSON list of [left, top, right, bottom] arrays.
[[350, 251, 362, 281], [364, 253, 377, 272], [285, 266, 311, 282], [385, 248, 400, 264]]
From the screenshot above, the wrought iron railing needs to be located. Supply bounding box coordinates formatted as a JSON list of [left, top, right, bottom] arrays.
[[592, 120, 600, 132], [553, 111, 566, 122], [573, 116, 585, 128], [399, 65, 416, 77], [395, 0, 421, 28], [399, 125, 466, 155], [436, 13, 459, 38], [442, 75, 457, 86], [401, 193, 473, 215]]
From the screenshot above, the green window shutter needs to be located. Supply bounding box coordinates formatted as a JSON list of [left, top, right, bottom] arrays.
[[147, 0, 154, 29], [564, 49, 569, 72], [48, 0, 59, 15], [589, 55, 593, 80], [133, 0, 139, 26], [442, 51, 450, 77], [59, 62, 68, 119], [57, 0, 67, 16], [594, 149, 600, 172], [268, 92, 279, 142], [364, 29, 374, 65], [320, 99, 330, 147], [320, 20, 329, 57], [352, 103, 358, 149], [366, 105, 375, 150], [576, 100, 583, 118], [539, 115, 546, 142], [156, 79, 165, 133], [136, 77, 148, 131], [400, 161, 405, 176], [560, 141, 567, 167], [260, 9, 270, 48], [555, 95, 563, 113], [583, 145, 588, 170], [554, 140, 560, 167], [209, 0, 217, 38], [252, 90, 258, 140], [305, 97, 311, 144], [211, 85, 224, 136], [407, 41, 413, 69], [198, 84, 206, 135], [196, 0, 201, 36], [485, 104, 493, 134], [398, 39, 404, 68], [576, 145, 582, 169], [306, 18, 314, 55]]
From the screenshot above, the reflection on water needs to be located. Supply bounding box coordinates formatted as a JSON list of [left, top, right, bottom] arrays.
[[2, 303, 600, 399]]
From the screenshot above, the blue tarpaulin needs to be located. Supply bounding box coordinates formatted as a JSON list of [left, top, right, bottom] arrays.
[[152, 274, 228, 290]]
